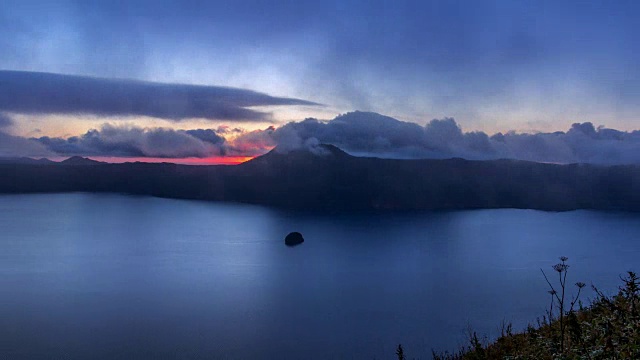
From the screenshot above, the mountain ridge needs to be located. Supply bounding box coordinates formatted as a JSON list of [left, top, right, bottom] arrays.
[[60, 156, 104, 165], [0, 144, 638, 212], [0, 157, 56, 165]]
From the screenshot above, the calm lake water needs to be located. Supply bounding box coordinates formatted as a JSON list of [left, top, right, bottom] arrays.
[[1, 193, 639, 359]]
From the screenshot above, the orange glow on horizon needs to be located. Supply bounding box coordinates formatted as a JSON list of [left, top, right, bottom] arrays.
[[86, 156, 256, 165]]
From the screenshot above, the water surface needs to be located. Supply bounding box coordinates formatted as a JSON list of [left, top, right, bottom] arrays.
[[1, 194, 639, 359]]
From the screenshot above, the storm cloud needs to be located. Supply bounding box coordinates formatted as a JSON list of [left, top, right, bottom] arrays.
[[0, 71, 319, 122], [233, 112, 640, 165], [35, 124, 227, 158]]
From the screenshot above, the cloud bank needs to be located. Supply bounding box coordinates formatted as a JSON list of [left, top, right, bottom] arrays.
[[4, 111, 639, 165], [35, 125, 227, 158], [0, 112, 53, 157], [232, 112, 640, 165], [0, 71, 319, 122]]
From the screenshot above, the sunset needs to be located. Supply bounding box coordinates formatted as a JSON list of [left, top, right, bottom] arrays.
[[2, 1, 640, 164], [1, 1, 639, 359]]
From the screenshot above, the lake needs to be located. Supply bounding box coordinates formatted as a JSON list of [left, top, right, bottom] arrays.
[[1, 193, 639, 359]]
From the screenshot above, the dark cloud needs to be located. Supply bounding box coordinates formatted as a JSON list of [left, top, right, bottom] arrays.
[[2, 1, 640, 127], [0, 132, 53, 158], [0, 71, 320, 122], [35, 124, 227, 158], [4, 2, 640, 118], [184, 129, 225, 146], [0, 112, 52, 157], [232, 111, 640, 165]]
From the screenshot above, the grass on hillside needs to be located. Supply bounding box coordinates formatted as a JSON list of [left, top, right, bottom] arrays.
[[399, 257, 640, 360]]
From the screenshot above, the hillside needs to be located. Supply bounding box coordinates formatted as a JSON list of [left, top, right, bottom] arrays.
[[0, 145, 638, 211], [431, 271, 640, 359]]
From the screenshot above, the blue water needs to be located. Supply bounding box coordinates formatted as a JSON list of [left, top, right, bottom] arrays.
[[1, 193, 639, 359]]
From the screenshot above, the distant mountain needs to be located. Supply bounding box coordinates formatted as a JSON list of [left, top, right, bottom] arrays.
[[0, 145, 638, 212], [241, 144, 349, 171], [0, 156, 103, 165], [59, 156, 103, 165], [0, 157, 55, 165]]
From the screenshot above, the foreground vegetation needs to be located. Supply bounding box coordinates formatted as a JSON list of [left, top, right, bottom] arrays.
[[401, 258, 640, 360]]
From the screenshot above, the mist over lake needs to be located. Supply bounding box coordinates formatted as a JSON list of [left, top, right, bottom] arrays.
[[1, 193, 639, 359]]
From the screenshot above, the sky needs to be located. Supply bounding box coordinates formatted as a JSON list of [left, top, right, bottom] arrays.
[[1, 0, 640, 164]]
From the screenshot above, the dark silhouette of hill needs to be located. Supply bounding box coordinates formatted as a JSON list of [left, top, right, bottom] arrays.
[[0, 157, 55, 165], [60, 156, 104, 165], [0, 144, 638, 212], [0, 156, 102, 165]]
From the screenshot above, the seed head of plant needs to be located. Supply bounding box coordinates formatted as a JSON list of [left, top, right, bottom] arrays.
[[553, 263, 569, 273]]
